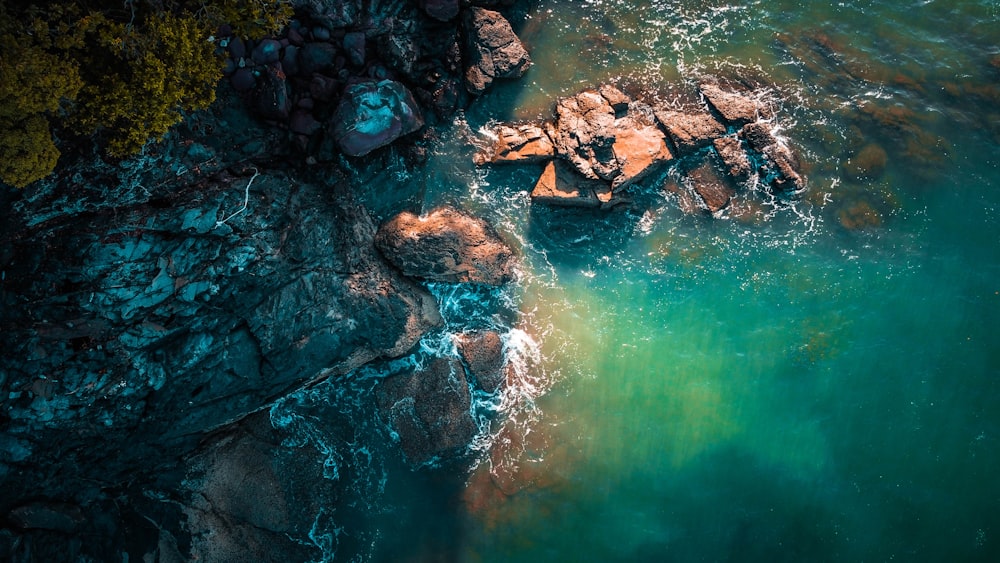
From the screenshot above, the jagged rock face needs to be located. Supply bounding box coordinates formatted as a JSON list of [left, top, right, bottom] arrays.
[[375, 206, 516, 285], [463, 7, 532, 94], [699, 81, 773, 126], [740, 122, 806, 191], [653, 105, 727, 154], [332, 80, 425, 157], [474, 123, 555, 164], [376, 357, 478, 464], [531, 159, 622, 209], [0, 171, 441, 513]]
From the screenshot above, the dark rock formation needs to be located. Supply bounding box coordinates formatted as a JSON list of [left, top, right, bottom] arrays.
[[331, 80, 425, 156], [376, 357, 478, 464], [463, 7, 532, 94], [420, 0, 460, 21], [456, 330, 506, 393], [375, 206, 516, 285]]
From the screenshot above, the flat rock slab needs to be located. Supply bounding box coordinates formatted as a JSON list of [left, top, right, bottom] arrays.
[[531, 160, 622, 209], [376, 357, 477, 464], [331, 80, 424, 157], [688, 159, 736, 213], [375, 206, 515, 285], [610, 105, 674, 190]]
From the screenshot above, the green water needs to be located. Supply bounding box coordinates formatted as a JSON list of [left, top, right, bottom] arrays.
[[405, 0, 1000, 561]]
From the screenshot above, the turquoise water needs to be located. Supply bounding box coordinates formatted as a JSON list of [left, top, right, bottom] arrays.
[[289, 1, 1000, 560]]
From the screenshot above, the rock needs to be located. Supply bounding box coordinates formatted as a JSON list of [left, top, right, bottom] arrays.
[[741, 122, 806, 191], [251, 39, 282, 65], [654, 106, 727, 154], [838, 200, 882, 229], [547, 88, 673, 189], [420, 0, 460, 21], [376, 357, 478, 464], [712, 135, 753, 182], [331, 80, 424, 157], [299, 42, 338, 75], [699, 81, 772, 126], [608, 104, 674, 189], [229, 68, 256, 92], [251, 65, 291, 120], [375, 206, 515, 285], [308, 74, 338, 102], [289, 110, 321, 135], [343, 31, 365, 66], [455, 330, 505, 393], [550, 89, 619, 179], [530, 160, 620, 209], [463, 8, 532, 94], [843, 143, 887, 181], [281, 45, 300, 76], [228, 36, 246, 59], [9, 502, 85, 533], [687, 159, 736, 213], [474, 123, 555, 164]]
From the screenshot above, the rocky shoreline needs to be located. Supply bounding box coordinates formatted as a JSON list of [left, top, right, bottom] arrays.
[[1, 1, 530, 561]]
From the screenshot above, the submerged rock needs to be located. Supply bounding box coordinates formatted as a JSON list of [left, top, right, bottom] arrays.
[[376, 357, 478, 464], [687, 158, 736, 213], [741, 122, 806, 191], [712, 135, 753, 182], [463, 7, 532, 94], [375, 206, 516, 285], [331, 80, 424, 156]]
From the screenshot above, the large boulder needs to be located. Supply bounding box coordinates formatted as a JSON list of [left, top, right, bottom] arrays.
[[331, 80, 424, 157], [419, 0, 460, 21], [713, 135, 753, 182], [463, 7, 532, 94], [375, 206, 516, 285], [548, 86, 673, 189], [687, 159, 736, 213], [376, 357, 478, 464]]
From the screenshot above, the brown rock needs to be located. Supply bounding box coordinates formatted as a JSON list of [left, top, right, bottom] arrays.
[[713, 135, 753, 182], [700, 82, 772, 126], [375, 206, 515, 285], [463, 8, 532, 95], [531, 160, 622, 209], [550, 89, 619, 179], [376, 357, 477, 464], [456, 330, 505, 393], [475, 123, 554, 165], [740, 122, 806, 191], [654, 106, 727, 154], [688, 160, 736, 213], [610, 110, 674, 190]]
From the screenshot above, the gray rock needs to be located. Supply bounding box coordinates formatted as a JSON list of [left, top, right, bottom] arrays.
[[375, 206, 515, 285], [331, 80, 424, 157], [252, 39, 282, 65], [463, 8, 531, 94], [419, 0, 460, 21], [299, 42, 338, 75], [343, 31, 366, 66]]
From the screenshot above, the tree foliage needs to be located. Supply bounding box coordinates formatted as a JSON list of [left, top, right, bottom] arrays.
[[0, 0, 290, 188]]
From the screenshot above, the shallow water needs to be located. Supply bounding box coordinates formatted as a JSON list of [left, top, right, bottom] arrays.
[[285, 1, 1000, 560]]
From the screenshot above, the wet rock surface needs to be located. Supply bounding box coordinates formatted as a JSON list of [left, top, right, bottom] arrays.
[[332, 80, 425, 156], [456, 330, 506, 393], [375, 205, 516, 285], [475, 79, 806, 215]]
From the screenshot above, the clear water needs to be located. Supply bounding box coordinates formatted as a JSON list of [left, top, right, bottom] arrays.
[[280, 1, 1000, 560]]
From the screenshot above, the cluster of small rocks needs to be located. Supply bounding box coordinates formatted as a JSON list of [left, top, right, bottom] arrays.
[[476, 79, 806, 215], [218, 1, 531, 157]]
